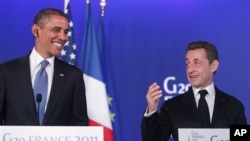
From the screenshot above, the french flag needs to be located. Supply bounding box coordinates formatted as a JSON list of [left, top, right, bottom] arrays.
[[79, 1, 115, 141]]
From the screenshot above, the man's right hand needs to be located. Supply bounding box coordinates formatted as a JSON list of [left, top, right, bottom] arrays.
[[146, 82, 162, 113]]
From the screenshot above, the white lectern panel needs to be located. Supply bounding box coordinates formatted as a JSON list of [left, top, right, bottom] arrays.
[[0, 126, 103, 141], [178, 128, 229, 141]]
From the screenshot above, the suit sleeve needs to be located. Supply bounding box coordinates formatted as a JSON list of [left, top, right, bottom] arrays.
[[0, 65, 6, 125], [141, 112, 161, 141], [70, 70, 88, 125], [231, 99, 247, 125], [141, 103, 172, 141]]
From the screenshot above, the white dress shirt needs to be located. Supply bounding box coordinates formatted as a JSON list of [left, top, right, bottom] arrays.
[[29, 48, 54, 110], [192, 83, 215, 122]]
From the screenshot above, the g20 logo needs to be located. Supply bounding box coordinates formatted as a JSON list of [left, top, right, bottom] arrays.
[[163, 76, 190, 100]]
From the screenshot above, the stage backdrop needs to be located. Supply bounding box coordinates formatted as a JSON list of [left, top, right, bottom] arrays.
[[1, 0, 250, 141]]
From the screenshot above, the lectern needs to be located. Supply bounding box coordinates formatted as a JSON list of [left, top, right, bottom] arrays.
[[0, 126, 103, 141], [178, 128, 229, 141]]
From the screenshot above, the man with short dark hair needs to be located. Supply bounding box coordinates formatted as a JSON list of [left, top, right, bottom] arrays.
[[0, 8, 88, 125], [141, 41, 246, 141]]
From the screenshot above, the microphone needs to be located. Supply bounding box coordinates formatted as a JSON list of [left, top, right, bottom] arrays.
[[36, 93, 42, 103], [36, 93, 42, 124]]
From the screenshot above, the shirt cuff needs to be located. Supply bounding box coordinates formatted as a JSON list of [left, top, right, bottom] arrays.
[[144, 108, 157, 117]]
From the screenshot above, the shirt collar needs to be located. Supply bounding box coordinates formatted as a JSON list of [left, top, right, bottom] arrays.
[[192, 82, 215, 97], [30, 47, 55, 68]]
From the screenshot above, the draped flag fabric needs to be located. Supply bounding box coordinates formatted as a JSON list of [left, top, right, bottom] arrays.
[[78, 2, 115, 141], [59, 0, 78, 65], [97, 8, 121, 141]]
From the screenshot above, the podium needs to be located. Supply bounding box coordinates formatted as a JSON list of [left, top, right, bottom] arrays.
[[178, 128, 229, 141], [0, 126, 103, 141]]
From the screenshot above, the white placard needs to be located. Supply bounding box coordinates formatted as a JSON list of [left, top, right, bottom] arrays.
[[178, 128, 229, 141], [0, 126, 103, 141]]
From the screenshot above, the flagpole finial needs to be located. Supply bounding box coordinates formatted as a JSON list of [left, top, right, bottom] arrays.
[[64, 0, 70, 12], [100, 0, 107, 16]]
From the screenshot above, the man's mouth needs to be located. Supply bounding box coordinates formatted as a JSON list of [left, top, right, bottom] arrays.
[[52, 42, 64, 49]]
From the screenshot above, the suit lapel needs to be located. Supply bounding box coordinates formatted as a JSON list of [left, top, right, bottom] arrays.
[[211, 87, 227, 126], [181, 88, 200, 122], [43, 58, 66, 123], [15, 55, 38, 121]]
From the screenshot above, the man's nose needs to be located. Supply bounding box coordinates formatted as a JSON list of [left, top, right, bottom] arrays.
[[187, 64, 195, 73], [58, 32, 68, 41]]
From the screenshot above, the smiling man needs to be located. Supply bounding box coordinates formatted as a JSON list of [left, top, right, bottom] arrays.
[[0, 8, 88, 126], [141, 41, 247, 141]]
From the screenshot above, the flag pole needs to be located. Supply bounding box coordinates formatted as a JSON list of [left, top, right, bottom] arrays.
[[100, 0, 107, 16], [64, 0, 69, 12], [60, 0, 78, 65]]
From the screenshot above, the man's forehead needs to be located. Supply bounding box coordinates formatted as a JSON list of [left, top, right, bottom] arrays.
[[39, 15, 68, 25], [43, 18, 68, 29]]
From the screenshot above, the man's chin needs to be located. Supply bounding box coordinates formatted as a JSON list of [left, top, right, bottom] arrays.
[[53, 49, 63, 55], [189, 82, 199, 88], [51, 52, 62, 57]]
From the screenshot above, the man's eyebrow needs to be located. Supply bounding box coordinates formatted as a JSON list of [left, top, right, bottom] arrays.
[[185, 58, 200, 61], [52, 26, 61, 29], [51, 26, 69, 32]]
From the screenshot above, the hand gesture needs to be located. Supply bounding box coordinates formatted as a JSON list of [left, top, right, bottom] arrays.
[[146, 82, 162, 113]]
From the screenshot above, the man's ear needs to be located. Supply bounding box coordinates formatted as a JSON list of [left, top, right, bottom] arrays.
[[211, 60, 219, 73], [31, 24, 39, 37]]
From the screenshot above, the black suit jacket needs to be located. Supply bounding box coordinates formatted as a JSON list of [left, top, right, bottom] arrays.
[[141, 87, 246, 141], [0, 54, 88, 125]]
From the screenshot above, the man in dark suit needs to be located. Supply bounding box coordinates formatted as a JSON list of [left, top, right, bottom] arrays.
[[0, 8, 88, 125], [141, 41, 247, 141]]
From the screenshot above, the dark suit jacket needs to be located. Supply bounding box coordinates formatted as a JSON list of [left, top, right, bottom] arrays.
[[141, 87, 246, 141], [0, 54, 88, 125]]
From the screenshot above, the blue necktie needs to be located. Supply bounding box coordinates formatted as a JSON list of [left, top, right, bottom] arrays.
[[33, 60, 49, 125], [198, 89, 210, 128]]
